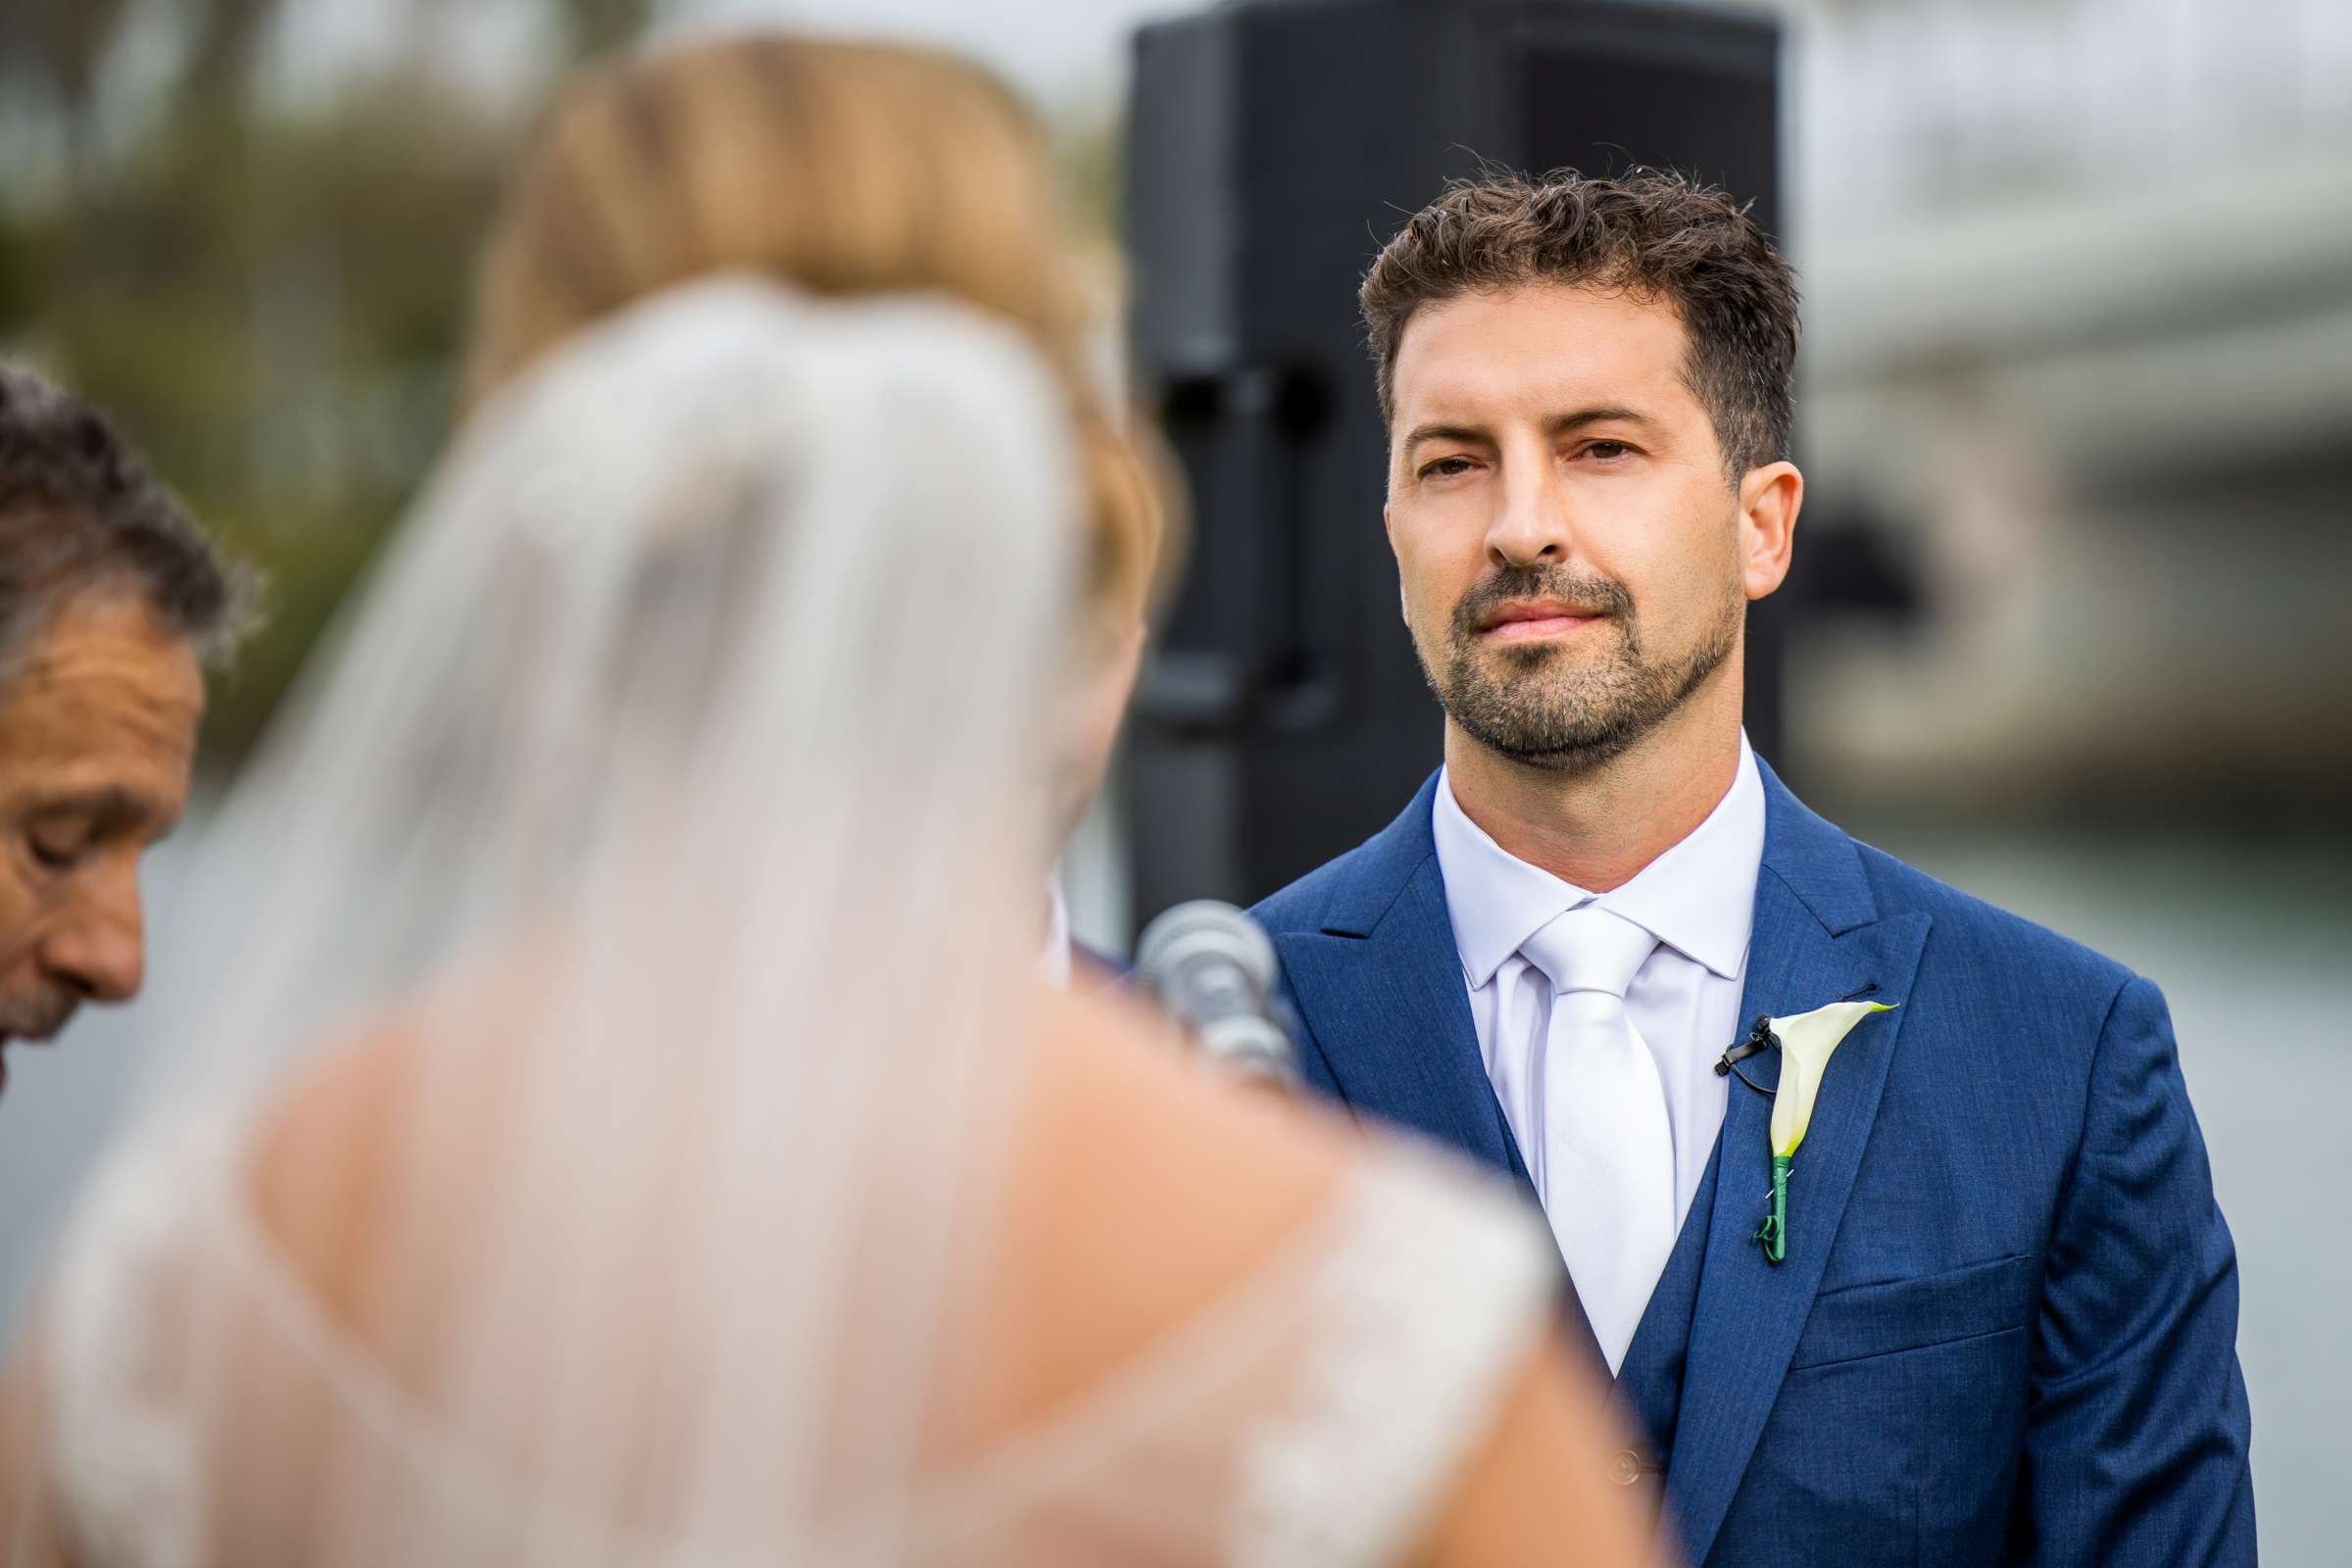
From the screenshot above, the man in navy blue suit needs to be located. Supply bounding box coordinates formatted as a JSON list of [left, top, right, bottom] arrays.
[[1251, 171, 2253, 1566]]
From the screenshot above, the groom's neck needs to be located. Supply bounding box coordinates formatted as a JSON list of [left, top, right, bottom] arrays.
[[1443, 682, 1744, 894]]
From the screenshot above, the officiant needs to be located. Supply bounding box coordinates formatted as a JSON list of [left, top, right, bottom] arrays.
[[0, 366, 246, 1095]]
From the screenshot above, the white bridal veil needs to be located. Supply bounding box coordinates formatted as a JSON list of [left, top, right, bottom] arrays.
[[37, 276, 1079, 1562]]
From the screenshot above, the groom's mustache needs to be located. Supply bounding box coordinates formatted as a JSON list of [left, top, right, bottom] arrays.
[[1452, 565, 1635, 639]]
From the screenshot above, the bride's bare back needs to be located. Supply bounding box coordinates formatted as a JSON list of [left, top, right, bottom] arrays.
[[3, 973, 1654, 1566]]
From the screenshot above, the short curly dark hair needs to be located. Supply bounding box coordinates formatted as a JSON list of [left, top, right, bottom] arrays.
[[0, 364, 255, 680], [1360, 168, 1799, 481]]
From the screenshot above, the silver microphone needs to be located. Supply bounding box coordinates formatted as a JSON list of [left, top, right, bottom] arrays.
[[1133, 900, 1298, 1088]]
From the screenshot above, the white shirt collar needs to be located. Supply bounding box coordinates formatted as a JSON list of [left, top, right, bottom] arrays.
[[1432, 733, 1766, 988]]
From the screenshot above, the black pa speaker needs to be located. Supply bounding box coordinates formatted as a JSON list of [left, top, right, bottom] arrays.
[[1121, 0, 1783, 924]]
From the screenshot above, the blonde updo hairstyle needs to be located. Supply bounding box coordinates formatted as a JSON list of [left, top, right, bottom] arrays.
[[466, 35, 1168, 640]]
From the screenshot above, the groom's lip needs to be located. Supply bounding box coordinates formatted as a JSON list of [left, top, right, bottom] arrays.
[[1478, 600, 1605, 643]]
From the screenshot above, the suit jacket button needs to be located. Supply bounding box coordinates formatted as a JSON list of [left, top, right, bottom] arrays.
[[1609, 1448, 1644, 1488]]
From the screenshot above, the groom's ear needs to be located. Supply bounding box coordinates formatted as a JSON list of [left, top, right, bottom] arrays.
[[1738, 460, 1802, 603]]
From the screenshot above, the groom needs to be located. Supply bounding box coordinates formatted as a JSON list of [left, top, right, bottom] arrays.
[[1252, 172, 2253, 1565]]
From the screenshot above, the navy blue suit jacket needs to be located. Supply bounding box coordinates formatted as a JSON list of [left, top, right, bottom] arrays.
[[1251, 761, 2254, 1567]]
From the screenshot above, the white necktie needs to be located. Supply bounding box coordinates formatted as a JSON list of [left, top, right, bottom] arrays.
[[1517, 905, 1676, 1373]]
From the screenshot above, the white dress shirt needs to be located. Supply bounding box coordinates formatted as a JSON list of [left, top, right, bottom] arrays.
[[1431, 735, 1766, 1236]]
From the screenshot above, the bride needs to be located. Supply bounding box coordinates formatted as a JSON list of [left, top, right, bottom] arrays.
[[0, 37, 1654, 1566]]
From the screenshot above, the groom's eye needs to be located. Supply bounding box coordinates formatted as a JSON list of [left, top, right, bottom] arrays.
[[1582, 440, 1636, 462], [1419, 456, 1477, 480]]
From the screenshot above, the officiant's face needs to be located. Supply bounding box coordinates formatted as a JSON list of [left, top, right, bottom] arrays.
[[0, 595, 202, 1077], [1384, 281, 1790, 772]]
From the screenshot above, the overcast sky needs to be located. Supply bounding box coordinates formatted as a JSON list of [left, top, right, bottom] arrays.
[[260, 0, 1211, 118], [675, 0, 1200, 110]]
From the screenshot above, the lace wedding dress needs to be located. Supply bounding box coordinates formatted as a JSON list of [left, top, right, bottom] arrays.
[[38, 1105, 1559, 1565]]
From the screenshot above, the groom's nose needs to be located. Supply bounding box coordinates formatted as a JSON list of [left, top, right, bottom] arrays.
[[1484, 442, 1576, 568]]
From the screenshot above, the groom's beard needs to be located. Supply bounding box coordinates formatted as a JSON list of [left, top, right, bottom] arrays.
[[1419, 564, 1740, 774]]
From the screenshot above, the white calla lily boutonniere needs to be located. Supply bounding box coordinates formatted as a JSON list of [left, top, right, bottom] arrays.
[[1753, 1001, 1895, 1264]]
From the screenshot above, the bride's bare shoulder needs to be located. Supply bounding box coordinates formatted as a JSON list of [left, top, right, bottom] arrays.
[[244, 1018, 419, 1328], [242, 981, 525, 1363], [998, 988, 1657, 1568], [952, 982, 1363, 1442], [1024, 981, 1356, 1228]]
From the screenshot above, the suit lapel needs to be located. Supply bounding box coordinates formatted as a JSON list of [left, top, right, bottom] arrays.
[[1276, 775, 1607, 1372], [1275, 777, 1527, 1182], [1663, 764, 1931, 1566], [1283, 859, 1530, 1179]]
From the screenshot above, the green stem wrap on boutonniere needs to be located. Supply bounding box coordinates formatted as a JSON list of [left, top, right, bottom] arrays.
[[1753, 1001, 1896, 1264]]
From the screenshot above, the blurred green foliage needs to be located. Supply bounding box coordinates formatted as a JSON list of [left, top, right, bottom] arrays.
[[0, 0, 543, 769], [0, 0, 1114, 773]]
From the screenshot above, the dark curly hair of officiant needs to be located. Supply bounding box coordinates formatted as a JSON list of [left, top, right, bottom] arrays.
[[0, 364, 254, 678]]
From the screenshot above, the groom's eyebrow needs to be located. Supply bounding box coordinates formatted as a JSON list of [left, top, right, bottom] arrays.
[[1545, 403, 1656, 436], [1400, 420, 1493, 457], [1401, 405, 1659, 458]]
